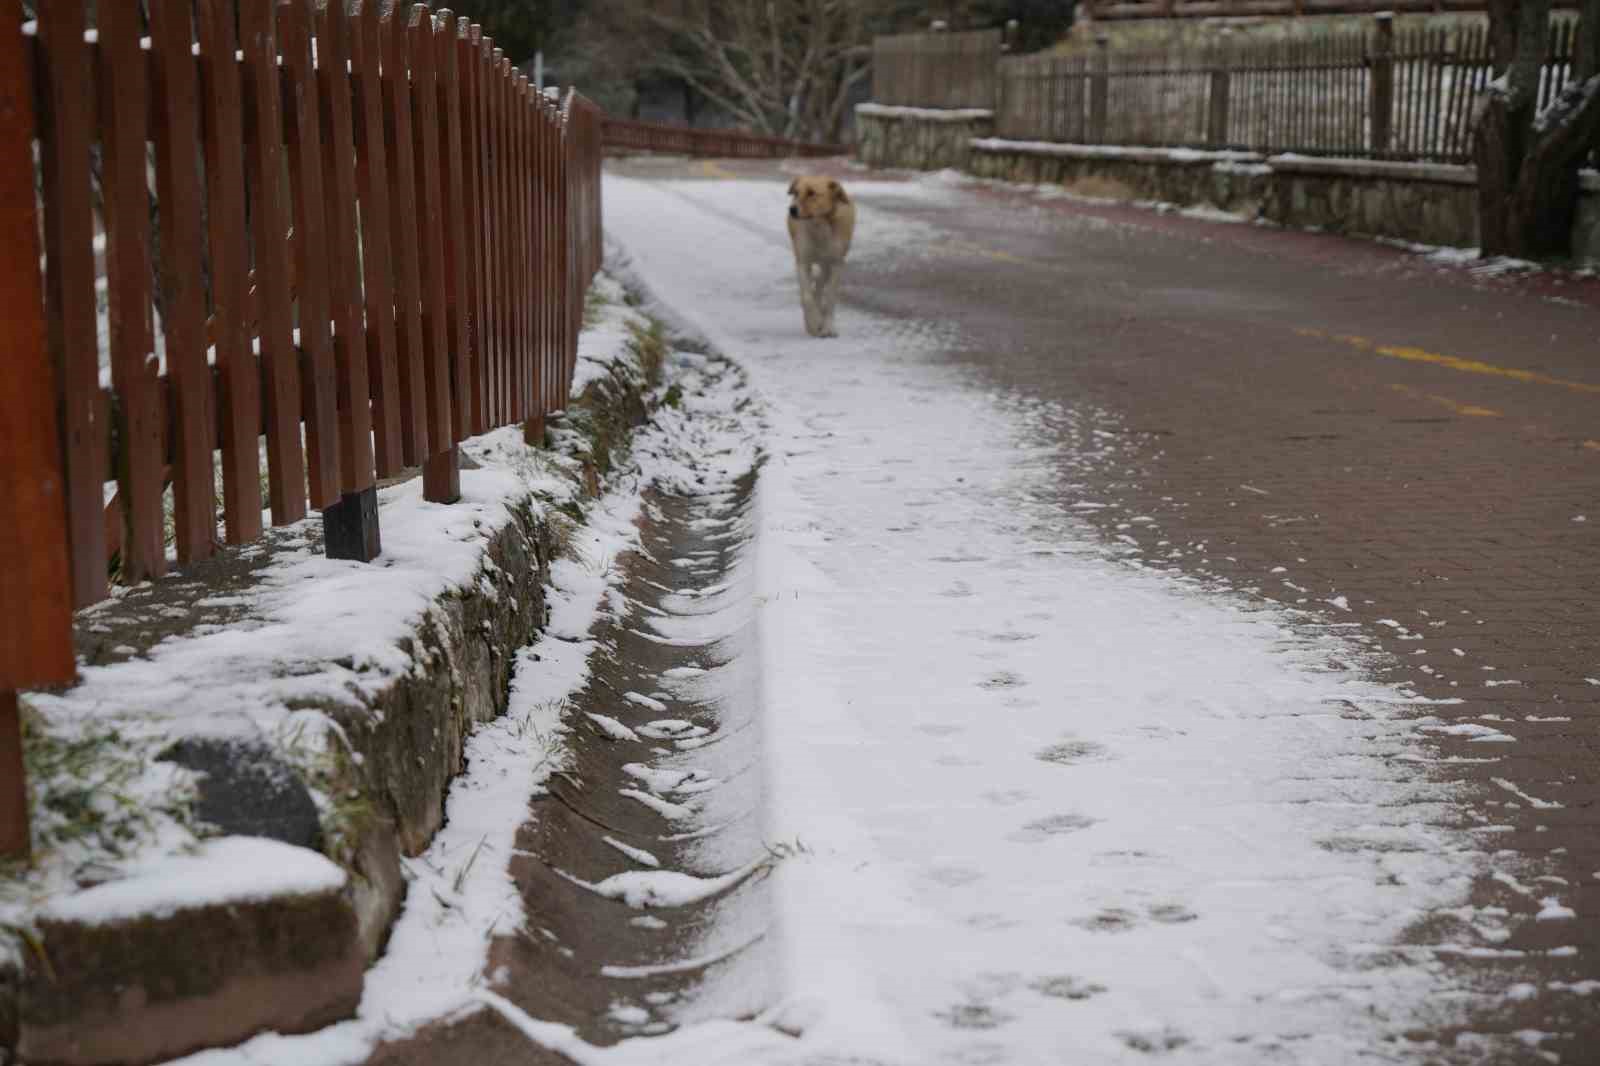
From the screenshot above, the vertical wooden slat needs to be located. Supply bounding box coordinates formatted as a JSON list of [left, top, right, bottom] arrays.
[[99, 0, 164, 580], [409, 5, 453, 468], [2, 0, 76, 858], [539, 98, 554, 420], [317, 0, 377, 495], [507, 70, 523, 426], [352, 0, 403, 477], [197, 0, 264, 545], [280, 0, 340, 510], [471, 28, 494, 435], [37, 0, 107, 605], [440, 14, 474, 442], [518, 76, 533, 424], [242, 0, 308, 525], [149, 0, 217, 562], [494, 52, 512, 427], [383, 0, 430, 464]]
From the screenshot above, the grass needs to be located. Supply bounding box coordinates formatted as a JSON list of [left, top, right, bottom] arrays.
[[17, 701, 195, 867]]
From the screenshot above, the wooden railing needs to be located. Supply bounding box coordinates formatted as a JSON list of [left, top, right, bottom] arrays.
[[873, 28, 1004, 110], [994, 16, 1581, 163], [601, 116, 846, 158], [1, 0, 603, 858]]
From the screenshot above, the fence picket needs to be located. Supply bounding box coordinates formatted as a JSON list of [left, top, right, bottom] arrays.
[[99, 1, 164, 580], [317, 0, 376, 496], [197, 0, 263, 545], [409, 6, 453, 468], [281, 0, 340, 510], [242, 0, 307, 525], [439, 15, 472, 446], [352, 0, 404, 477], [150, 0, 218, 561], [38, 0, 106, 605], [383, 4, 429, 464]]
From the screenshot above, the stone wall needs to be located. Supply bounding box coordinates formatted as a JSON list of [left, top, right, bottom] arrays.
[[855, 104, 995, 171], [869, 108, 1600, 264], [969, 140, 1272, 216], [1262, 156, 1480, 248]]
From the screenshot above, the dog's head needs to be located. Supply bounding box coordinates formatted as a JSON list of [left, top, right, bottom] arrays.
[[788, 176, 849, 221]]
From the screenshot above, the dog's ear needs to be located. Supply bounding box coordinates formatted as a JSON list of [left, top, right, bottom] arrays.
[[787, 179, 799, 197], [829, 179, 849, 203]]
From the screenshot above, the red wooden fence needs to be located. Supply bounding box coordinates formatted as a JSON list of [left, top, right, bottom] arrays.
[[601, 115, 847, 159], [1, 0, 603, 858]]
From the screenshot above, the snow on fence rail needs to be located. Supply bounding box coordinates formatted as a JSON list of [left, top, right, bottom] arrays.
[[873, 27, 1004, 110], [0, 0, 603, 859], [601, 115, 846, 159]]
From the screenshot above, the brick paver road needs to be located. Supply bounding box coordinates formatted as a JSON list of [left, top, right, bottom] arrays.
[[616, 156, 1600, 1061]]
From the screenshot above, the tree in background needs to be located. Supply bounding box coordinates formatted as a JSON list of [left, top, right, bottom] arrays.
[[1475, 0, 1600, 259], [439, 0, 583, 67]]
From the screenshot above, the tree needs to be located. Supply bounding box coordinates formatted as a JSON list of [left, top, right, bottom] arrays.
[[1474, 0, 1600, 259], [585, 0, 892, 143], [443, 0, 584, 66]]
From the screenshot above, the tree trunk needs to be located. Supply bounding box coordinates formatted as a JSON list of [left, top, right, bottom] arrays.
[[1474, 0, 1600, 259]]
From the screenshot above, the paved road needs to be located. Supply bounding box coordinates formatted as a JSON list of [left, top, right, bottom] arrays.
[[616, 155, 1600, 1061]]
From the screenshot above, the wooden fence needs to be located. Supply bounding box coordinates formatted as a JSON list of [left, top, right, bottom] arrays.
[[1, 0, 603, 859], [873, 28, 1003, 109], [994, 16, 1581, 163], [602, 115, 846, 159]]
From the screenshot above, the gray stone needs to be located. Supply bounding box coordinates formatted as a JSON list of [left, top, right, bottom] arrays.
[[159, 737, 322, 849]]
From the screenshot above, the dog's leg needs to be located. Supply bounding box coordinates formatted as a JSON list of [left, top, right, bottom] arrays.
[[816, 262, 840, 338], [794, 260, 821, 336]]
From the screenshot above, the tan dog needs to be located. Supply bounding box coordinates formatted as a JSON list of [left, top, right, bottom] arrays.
[[787, 176, 855, 338]]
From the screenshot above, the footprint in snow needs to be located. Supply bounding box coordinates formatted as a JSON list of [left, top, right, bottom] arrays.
[[979, 670, 1028, 691], [1035, 739, 1109, 765], [927, 865, 985, 887], [1009, 813, 1098, 842], [1147, 903, 1198, 924], [1071, 908, 1139, 933], [1117, 1028, 1192, 1054], [933, 1003, 1013, 1031], [1029, 975, 1107, 1001]]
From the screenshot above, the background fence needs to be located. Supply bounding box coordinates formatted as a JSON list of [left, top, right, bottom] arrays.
[[2, 0, 603, 858], [898, 18, 1581, 164], [602, 115, 847, 158], [873, 28, 1003, 109], [1088, 0, 1581, 19]]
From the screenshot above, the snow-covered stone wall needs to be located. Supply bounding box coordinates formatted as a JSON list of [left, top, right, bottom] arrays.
[[855, 103, 994, 171]]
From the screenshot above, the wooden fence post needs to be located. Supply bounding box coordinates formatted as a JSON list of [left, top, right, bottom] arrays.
[[1371, 12, 1394, 156], [1208, 32, 1232, 148], [1, 0, 78, 858], [1089, 34, 1110, 143]]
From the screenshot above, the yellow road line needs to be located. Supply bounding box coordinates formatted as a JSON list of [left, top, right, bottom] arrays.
[[1387, 384, 1502, 417], [1297, 328, 1600, 396]]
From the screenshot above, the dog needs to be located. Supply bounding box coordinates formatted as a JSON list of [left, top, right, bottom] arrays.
[[787, 176, 855, 338]]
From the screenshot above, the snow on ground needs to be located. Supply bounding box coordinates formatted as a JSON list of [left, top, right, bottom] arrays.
[[592, 173, 1486, 1065]]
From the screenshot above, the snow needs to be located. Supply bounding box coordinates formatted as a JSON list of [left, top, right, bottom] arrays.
[[973, 138, 1264, 166], [857, 103, 995, 122], [165, 305, 658, 1065], [597, 173, 1486, 1063], [559, 863, 761, 909], [41, 837, 345, 925]]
